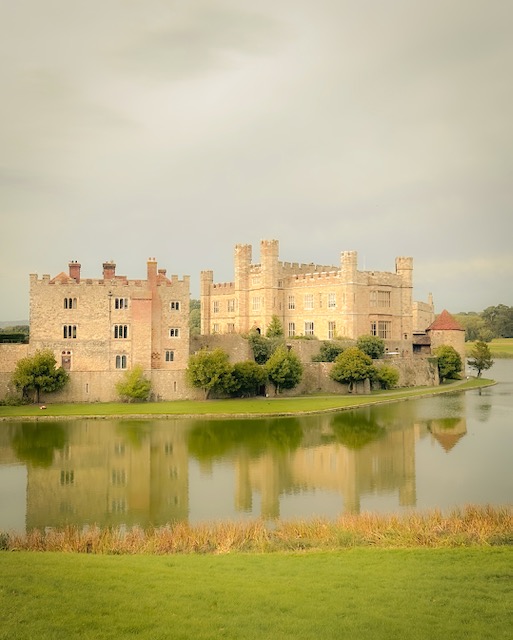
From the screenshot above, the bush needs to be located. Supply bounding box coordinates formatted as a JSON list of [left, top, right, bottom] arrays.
[[356, 335, 385, 359], [375, 365, 399, 389], [116, 365, 152, 402]]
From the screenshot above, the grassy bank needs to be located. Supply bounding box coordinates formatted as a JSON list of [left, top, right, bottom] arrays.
[[1, 545, 512, 639], [0, 377, 493, 419], [2, 506, 511, 553], [466, 338, 513, 358]]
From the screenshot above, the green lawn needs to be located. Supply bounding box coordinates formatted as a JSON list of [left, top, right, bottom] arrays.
[[0, 377, 493, 419], [1, 548, 511, 640]]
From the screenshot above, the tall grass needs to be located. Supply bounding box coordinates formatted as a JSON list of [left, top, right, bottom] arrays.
[[2, 505, 511, 554]]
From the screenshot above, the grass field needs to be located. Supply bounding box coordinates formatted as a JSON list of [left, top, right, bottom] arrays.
[[1, 547, 512, 639], [0, 377, 493, 419], [489, 338, 513, 357]]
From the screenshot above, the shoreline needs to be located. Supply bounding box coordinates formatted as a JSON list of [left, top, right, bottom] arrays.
[[0, 378, 495, 421]]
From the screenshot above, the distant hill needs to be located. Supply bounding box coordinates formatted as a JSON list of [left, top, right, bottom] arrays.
[[0, 321, 29, 328]]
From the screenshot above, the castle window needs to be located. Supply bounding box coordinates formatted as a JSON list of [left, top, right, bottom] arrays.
[[227, 323, 235, 333], [111, 469, 127, 486], [288, 295, 295, 310], [288, 322, 296, 337], [63, 325, 77, 339], [252, 276, 261, 286], [278, 280, 283, 288], [115, 298, 129, 310], [328, 293, 336, 309], [227, 299, 235, 312], [213, 301, 219, 313], [252, 296, 261, 312], [378, 321, 391, 339], [328, 321, 336, 339], [170, 301, 180, 311], [64, 297, 77, 309], [169, 328, 180, 338], [304, 294, 314, 310], [304, 321, 315, 336], [212, 323, 220, 333], [115, 355, 127, 369], [165, 350, 174, 362], [370, 290, 391, 308], [114, 325, 128, 339], [61, 350, 72, 370], [110, 499, 127, 514], [60, 470, 74, 486]]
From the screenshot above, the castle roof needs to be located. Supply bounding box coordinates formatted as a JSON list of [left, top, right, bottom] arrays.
[[426, 309, 464, 332], [49, 272, 75, 284]]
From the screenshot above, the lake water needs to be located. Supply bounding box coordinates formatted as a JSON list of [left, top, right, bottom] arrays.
[[0, 360, 512, 533]]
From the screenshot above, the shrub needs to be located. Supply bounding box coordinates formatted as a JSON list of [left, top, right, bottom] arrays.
[[116, 365, 152, 402]]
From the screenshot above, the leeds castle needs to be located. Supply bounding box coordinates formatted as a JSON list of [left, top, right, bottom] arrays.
[[0, 239, 465, 402]]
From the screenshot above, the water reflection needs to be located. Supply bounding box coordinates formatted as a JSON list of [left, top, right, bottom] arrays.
[[0, 360, 512, 532]]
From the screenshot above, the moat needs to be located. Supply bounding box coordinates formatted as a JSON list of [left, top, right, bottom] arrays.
[[1, 361, 511, 534]]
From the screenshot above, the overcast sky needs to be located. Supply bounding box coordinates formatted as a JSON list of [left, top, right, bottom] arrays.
[[1, 0, 512, 321]]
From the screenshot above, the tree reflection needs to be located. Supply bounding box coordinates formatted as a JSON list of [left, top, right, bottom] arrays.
[[330, 410, 385, 450], [187, 417, 303, 461], [115, 420, 152, 448], [11, 422, 67, 468]]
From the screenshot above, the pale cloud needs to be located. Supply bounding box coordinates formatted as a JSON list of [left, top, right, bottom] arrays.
[[0, 0, 512, 319]]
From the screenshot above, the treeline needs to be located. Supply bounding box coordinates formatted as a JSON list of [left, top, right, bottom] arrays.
[[454, 304, 513, 342]]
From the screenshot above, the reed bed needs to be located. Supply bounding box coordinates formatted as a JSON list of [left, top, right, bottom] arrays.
[[2, 505, 511, 554]]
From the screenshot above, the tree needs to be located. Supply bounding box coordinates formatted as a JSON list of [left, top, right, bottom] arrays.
[[330, 347, 377, 393], [189, 299, 201, 336], [232, 361, 267, 397], [312, 341, 346, 362], [116, 365, 152, 402], [434, 345, 463, 382], [356, 335, 385, 359], [467, 341, 494, 378], [186, 348, 235, 399], [11, 350, 68, 403], [266, 315, 284, 338], [375, 364, 399, 389], [264, 346, 303, 395], [247, 330, 281, 364]]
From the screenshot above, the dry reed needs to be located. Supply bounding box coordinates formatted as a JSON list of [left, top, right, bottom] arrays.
[[1, 505, 511, 554]]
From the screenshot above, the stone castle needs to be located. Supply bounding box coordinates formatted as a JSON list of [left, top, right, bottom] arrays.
[[0, 239, 466, 402]]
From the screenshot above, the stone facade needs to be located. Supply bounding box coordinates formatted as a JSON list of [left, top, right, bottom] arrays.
[[24, 258, 191, 402], [201, 239, 434, 355]]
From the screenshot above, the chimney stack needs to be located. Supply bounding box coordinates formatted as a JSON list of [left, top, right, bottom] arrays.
[[69, 261, 81, 283], [103, 261, 116, 281]]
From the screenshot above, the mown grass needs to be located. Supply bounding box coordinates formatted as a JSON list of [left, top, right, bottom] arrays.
[[2, 506, 511, 553], [0, 377, 494, 419], [466, 338, 513, 358], [1, 546, 512, 639]]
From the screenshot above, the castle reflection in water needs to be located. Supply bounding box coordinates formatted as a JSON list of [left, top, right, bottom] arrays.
[[0, 399, 467, 531]]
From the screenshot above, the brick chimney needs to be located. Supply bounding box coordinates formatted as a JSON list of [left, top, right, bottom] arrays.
[[147, 257, 158, 286], [103, 261, 116, 281], [69, 261, 81, 283]]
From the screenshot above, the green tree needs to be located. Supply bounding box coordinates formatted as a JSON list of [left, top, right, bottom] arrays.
[[248, 330, 275, 364], [375, 364, 399, 389], [264, 346, 303, 395], [186, 348, 235, 399], [189, 299, 201, 336], [434, 345, 463, 382], [330, 347, 377, 393], [11, 350, 68, 403], [467, 341, 494, 378], [232, 361, 267, 397], [266, 315, 284, 338], [312, 341, 346, 362], [356, 335, 385, 359], [116, 365, 152, 402]]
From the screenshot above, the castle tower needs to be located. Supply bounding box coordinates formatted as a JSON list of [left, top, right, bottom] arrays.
[[234, 244, 252, 333], [395, 257, 413, 346], [260, 239, 279, 331], [200, 270, 214, 335], [341, 251, 358, 339]]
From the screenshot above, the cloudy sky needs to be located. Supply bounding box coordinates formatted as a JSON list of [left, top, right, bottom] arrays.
[[1, 0, 512, 321]]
